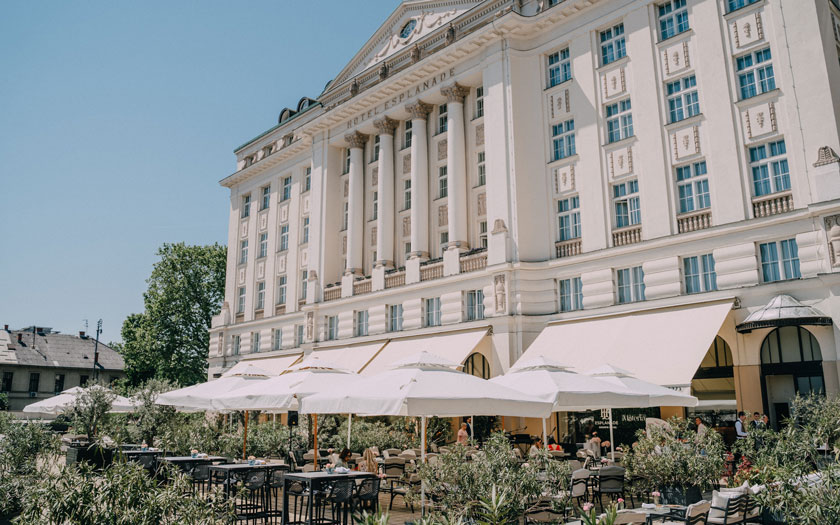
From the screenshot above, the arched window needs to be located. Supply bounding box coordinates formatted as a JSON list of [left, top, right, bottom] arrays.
[[463, 352, 490, 379], [760, 326, 822, 364], [700, 336, 733, 369]]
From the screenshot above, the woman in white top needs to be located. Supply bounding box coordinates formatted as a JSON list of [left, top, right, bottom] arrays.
[[529, 437, 543, 457]]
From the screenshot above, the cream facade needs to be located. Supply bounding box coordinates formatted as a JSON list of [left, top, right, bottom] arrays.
[[211, 0, 840, 432]]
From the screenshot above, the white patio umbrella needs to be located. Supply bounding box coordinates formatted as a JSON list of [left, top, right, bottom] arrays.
[[23, 385, 136, 417], [155, 364, 273, 458], [300, 351, 553, 511], [490, 356, 650, 448], [585, 364, 698, 459]]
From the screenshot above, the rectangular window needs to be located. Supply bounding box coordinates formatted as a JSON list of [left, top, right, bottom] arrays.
[[404, 121, 412, 148], [557, 196, 582, 241], [232, 335, 240, 356], [256, 281, 265, 310], [343, 148, 351, 174], [300, 270, 308, 300], [676, 161, 710, 214], [326, 316, 339, 341], [666, 75, 699, 123], [405, 242, 411, 254], [728, 0, 760, 13], [261, 185, 271, 210], [606, 99, 633, 143], [479, 221, 488, 248], [439, 166, 448, 198], [273, 328, 282, 350], [296, 325, 304, 345], [342, 201, 349, 230], [403, 179, 412, 210], [551, 119, 576, 161], [54, 373, 65, 394], [1, 372, 11, 392], [465, 290, 485, 321], [79, 375, 89, 387], [424, 297, 442, 327], [279, 225, 289, 251], [547, 48, 572, 87], [258, 232, 268, 258], [241, 194, 251, 219], [440, 231, 449, 252], [613, 180, 641, 228], [27, 373, 39, 394], [475, 86, 484, 118], [301, 217, 310, 244], [477, 151, 486, 186], [303, 167, 311, 192], [749, 140, 790, 197], [600, 23, 626, 66], [658, 0, 689, 41], [684, 254, 717, 294], [559, 277, 584, 312], [281, 176, 292, 201], [438, 104, 448, 134], [617, 266, 645, 304], [372, 192, 378, 220], [237, 286, 246, 313], [276, 275, 287, 305], [239, 240, 248, 265], [388, 304, 403, 332], [737, 48, 775, 100], [760, 239, 800, 282], [372, 135, 380, 162], [355, 310, 369, 337], [252, 332, 261, 353]]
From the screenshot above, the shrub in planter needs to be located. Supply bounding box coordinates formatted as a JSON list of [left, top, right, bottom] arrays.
[[623, 417, 725, 504], [62, 383, 116, 440]]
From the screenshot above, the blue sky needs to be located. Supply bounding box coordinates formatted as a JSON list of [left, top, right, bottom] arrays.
[[0, 0, 400, 343]]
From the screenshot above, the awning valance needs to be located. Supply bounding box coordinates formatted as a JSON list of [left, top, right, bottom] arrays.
[[360, 328, 490, 376], [225, 352, 303, 376], [736, 294, 833, 333], [308, 341, 387, 373], [519, 300, 733, 388]]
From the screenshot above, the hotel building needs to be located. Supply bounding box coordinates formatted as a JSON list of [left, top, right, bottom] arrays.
[[210, 0, 840, 436]]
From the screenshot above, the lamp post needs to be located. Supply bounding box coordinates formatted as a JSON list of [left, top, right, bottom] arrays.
[[92, 319, 102, 381]]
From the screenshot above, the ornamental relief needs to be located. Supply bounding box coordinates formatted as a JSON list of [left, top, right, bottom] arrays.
[[548, 89, 571, 120], [477, 193, 486, 216], [437, 138, 448, 161], [403, 153, 412, 174], [371, 226, 377, 246], [300, 249, 308, 266], [825, 215, 840, 266], [730, 10, 764, 50], [279, 205, 289, 223], [609, 147, 634, 180], [240, 221, 248, 239], [302, 196, 310, 214], [553, 165, 576, 195], [344, 180, 349, 198], [258, 212, 268, 232], [671, 126, 701, 162], [742, 102, 777, 140], [238, 268, 246, 285], [402, 216, 411, 237], [438, 205, 448, 227], [341, 235, 347, 255], [276, 253, 286, 274], [601, 67, 627, 99], [372, 167, 378, 187], [256, 261, 265, 280], [661, 41, 691, 77], [475, 124, 485, 147]]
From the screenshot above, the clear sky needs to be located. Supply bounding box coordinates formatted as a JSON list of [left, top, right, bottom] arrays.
[[0, 0, 400, 344]]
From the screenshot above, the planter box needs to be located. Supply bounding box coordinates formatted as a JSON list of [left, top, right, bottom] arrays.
[[66, 444, 114, 469], [660, 485, 703, 506]]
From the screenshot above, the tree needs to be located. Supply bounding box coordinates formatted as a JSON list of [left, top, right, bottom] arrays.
[[64, 384, 116, 440], [119, 242, 226, 386]]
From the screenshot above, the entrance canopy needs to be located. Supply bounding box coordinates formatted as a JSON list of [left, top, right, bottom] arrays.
[[359, 327, 489, 375], [520, 300, 734, 388], [736, 294, 833, 333]]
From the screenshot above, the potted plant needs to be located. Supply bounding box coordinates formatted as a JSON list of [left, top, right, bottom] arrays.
[[623, 417, 725, 505], [63, 384, 116, 469]]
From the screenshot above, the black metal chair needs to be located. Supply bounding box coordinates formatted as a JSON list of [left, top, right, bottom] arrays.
[[592, 466, 625, 511], [389, 473, 421, 512], [237, 469, 268, 524], [189, 463, 211, 496], [266, 469, 286, 524], [319, 478, 356, 525], [352, 477, 380, 514]]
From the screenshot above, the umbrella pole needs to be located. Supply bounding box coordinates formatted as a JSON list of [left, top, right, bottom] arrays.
[[347, 414, 352, 449], [609, 408, 615, 461], [542, 418, 547, 449], [242, 411, 249, 460], [313, 414, 318, 470], [470, 415, 474, 440], [421, 415, 427, 517]]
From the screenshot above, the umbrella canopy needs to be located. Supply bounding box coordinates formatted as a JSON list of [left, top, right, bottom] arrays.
[[23, 386, 135, 417], [586, 364, 698, 407], [211, 355, 360, 412], [155, 364, 273, 412], [299, 351, 552, 418], [490, 356, 650, 411]]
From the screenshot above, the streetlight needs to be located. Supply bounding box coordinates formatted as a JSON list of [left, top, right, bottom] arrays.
[[92, 319, 102, 381]]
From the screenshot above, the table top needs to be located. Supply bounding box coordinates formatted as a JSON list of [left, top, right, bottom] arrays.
[[285, 471, 375, 482], [210, 462, 287, 472], [162, 456, 226, 462], [124, 450, 163, 455]]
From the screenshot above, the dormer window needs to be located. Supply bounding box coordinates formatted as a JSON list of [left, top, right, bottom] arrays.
[[400, 19, 417, 39]]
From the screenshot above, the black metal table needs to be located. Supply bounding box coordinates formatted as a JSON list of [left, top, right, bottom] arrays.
[[161, 455, 226, 473], [282, 471, 375, 525]]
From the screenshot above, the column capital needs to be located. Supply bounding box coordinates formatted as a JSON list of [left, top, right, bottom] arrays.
[[344, 131, 368, 149], [405, 100, 433, 120], [441, 83, 470, 104], [373, 116, 399, 136]]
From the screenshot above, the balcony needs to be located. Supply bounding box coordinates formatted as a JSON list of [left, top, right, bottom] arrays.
[[612, 225, 642, 247], [420, 260, 444, 281], [323, 287, 341, 302], [459, 250, 487, 273], [752, 191, 793, 219], [555, 238, 582, 258], [353, 277, 372, 295], [677, 209, 712, 234], [385, 270, 405, 289]]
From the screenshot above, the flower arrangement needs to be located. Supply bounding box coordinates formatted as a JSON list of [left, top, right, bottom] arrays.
[[325, 462, 335, 473], [579, 500, 623, 525], [190, 448, 199, 458], [651, 491, 661, 505]]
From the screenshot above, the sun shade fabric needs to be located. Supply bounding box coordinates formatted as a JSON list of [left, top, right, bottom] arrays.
[[360, 328, 489, 375], [491, 356, 650, 411], [736, 294, 833, 333], [224, 354, 302, 376], [23, 386, 136, 416], [308, 342, 386, 373], [586, 365, 698, 407], [156, 373, 271, 411], [520, 300, 733, 387]]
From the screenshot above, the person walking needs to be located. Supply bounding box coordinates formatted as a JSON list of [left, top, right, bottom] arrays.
[[735, 412, 749, 440], [456, 422, 469, 445], [695, 417, 708, 436]]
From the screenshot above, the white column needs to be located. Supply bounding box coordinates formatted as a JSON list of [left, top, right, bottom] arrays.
[[374, 117, 398, 268], [442, 83, 470, 251], [405, 101, 432, 260], [344, 131, 367, 275]]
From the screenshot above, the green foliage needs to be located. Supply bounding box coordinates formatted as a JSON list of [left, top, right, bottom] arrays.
[[0, 414, 60, 516], [129, 378, 178, 444], [623, 416, 725, 492], [579, 502, 619, 525], [63, 383, 116, 440], [0, 392, 8, 411], [16, 461, 236, 525], [418, 432, 571, 521], [119, 242, 226, 386], [474, 485, 518, 525], [352, 510, 390, 525], [321, 417, 419, 453]]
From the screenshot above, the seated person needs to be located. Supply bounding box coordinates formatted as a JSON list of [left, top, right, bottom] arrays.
[[529, 437, 543, 457], [547, 437, 564, 452], [334, 448, 353, 469]]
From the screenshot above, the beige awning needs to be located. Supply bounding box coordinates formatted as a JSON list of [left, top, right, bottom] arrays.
[[360, 328, 490, 376], [520, 300, 733, 388], [227, 352, 303, 376], [309, 341, 388, 373]]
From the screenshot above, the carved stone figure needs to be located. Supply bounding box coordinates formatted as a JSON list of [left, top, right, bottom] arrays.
[[411, 44, 421, 63], [825, 215, 840, 265], [350, 78, 359, 97], [445, 23, 456, 45], [305, 312, 314, 340], [494, 275, 506, 313]]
